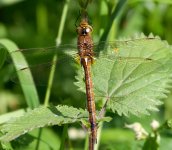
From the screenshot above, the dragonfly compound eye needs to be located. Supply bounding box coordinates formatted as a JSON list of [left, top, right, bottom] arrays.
[[81, 27, 91, 35]]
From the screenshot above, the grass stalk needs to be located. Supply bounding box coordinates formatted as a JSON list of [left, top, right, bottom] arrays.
[[84, 133, 89, 150], [44, 0, 71, 149], [44, 0, 70, 106]]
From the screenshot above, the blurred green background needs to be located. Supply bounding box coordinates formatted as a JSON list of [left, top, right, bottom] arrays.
[[0, 0, 172, 149]]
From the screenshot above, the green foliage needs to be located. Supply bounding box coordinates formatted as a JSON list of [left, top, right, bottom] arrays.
[[0, 39, 40, 108], [0, 109, 25, 124], [1, 0, 172, 149], [11, 128, 60, 150], [75, 34, 172, 116], [0, 142, 13, 150], [0, 105, 87, 142]]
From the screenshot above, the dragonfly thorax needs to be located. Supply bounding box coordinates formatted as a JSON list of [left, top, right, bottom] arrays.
[[77, 19, 94, 64]]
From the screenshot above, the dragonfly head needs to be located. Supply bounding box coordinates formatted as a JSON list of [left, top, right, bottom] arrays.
[[77, 20, 93, 36]]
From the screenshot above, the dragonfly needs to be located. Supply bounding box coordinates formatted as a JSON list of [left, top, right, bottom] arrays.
[[8, 15, 156, 150], [76, 16, 97, 149]]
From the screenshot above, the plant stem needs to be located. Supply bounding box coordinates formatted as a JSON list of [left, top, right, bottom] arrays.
[[44, 55, 57, 106], [45, 0, 71, 149], [56, 0, 70, 45], [35, 129, 43, 150], [84, 133, 89, 150], [44, 0, 70, 106]]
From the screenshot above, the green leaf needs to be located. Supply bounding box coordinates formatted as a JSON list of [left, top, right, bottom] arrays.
[[0, 108, 25, 124], [97, 116, 112, 123], [0, 105, 88, 142], [75, 34, 172, 116], [0, 140, 13, 150], [9, 128, 60, 150], [11, 134, 34, 149], [0, 39, 40, 108], [28, 128, 60, 150]]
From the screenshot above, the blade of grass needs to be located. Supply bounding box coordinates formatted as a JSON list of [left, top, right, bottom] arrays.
[[99, 0, 127, 42], [0, 39, 40, 109]]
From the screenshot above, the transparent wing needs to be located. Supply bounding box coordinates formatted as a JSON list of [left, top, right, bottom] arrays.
[[8, 44, 78, 86], [8, 44, 78, 68], [8, 38, 158, 86]]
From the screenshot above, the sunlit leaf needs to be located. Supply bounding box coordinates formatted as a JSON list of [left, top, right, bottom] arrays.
[[0, 108, 25, 124], [97, 116, 112, 123], [75, 34, 172, 116], [0, 105, 88, 142]]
